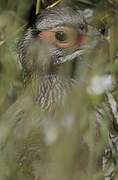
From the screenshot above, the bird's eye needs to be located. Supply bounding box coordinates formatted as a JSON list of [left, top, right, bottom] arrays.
[[38, 27, 86, 49], [55, 31, 68, 42]]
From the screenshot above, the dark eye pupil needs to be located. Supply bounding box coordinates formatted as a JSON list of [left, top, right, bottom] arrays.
[[55, 31, 68, 42]]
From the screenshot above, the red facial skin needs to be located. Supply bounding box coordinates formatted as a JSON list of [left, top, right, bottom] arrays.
[[38, 27, 87, 49]]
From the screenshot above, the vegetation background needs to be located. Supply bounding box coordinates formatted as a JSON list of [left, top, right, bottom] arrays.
[[0, 0, 117, 180]]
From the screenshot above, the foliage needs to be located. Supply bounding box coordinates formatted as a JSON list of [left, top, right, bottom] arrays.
[[0, 0, 117, 180]]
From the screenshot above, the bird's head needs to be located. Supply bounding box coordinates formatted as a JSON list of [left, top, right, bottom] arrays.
[[19, 3, 88, 81]]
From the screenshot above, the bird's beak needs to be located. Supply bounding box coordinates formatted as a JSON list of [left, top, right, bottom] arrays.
[[54, 49, 85, 65]]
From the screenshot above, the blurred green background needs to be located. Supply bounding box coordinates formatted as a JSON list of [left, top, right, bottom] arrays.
[[0, 0, 117, 180]]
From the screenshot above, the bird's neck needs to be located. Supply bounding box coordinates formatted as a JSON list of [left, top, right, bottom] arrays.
[[26, 74, 76, 111]]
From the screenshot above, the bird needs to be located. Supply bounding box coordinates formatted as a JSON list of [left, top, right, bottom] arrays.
[[17, 1, 118, 179]]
